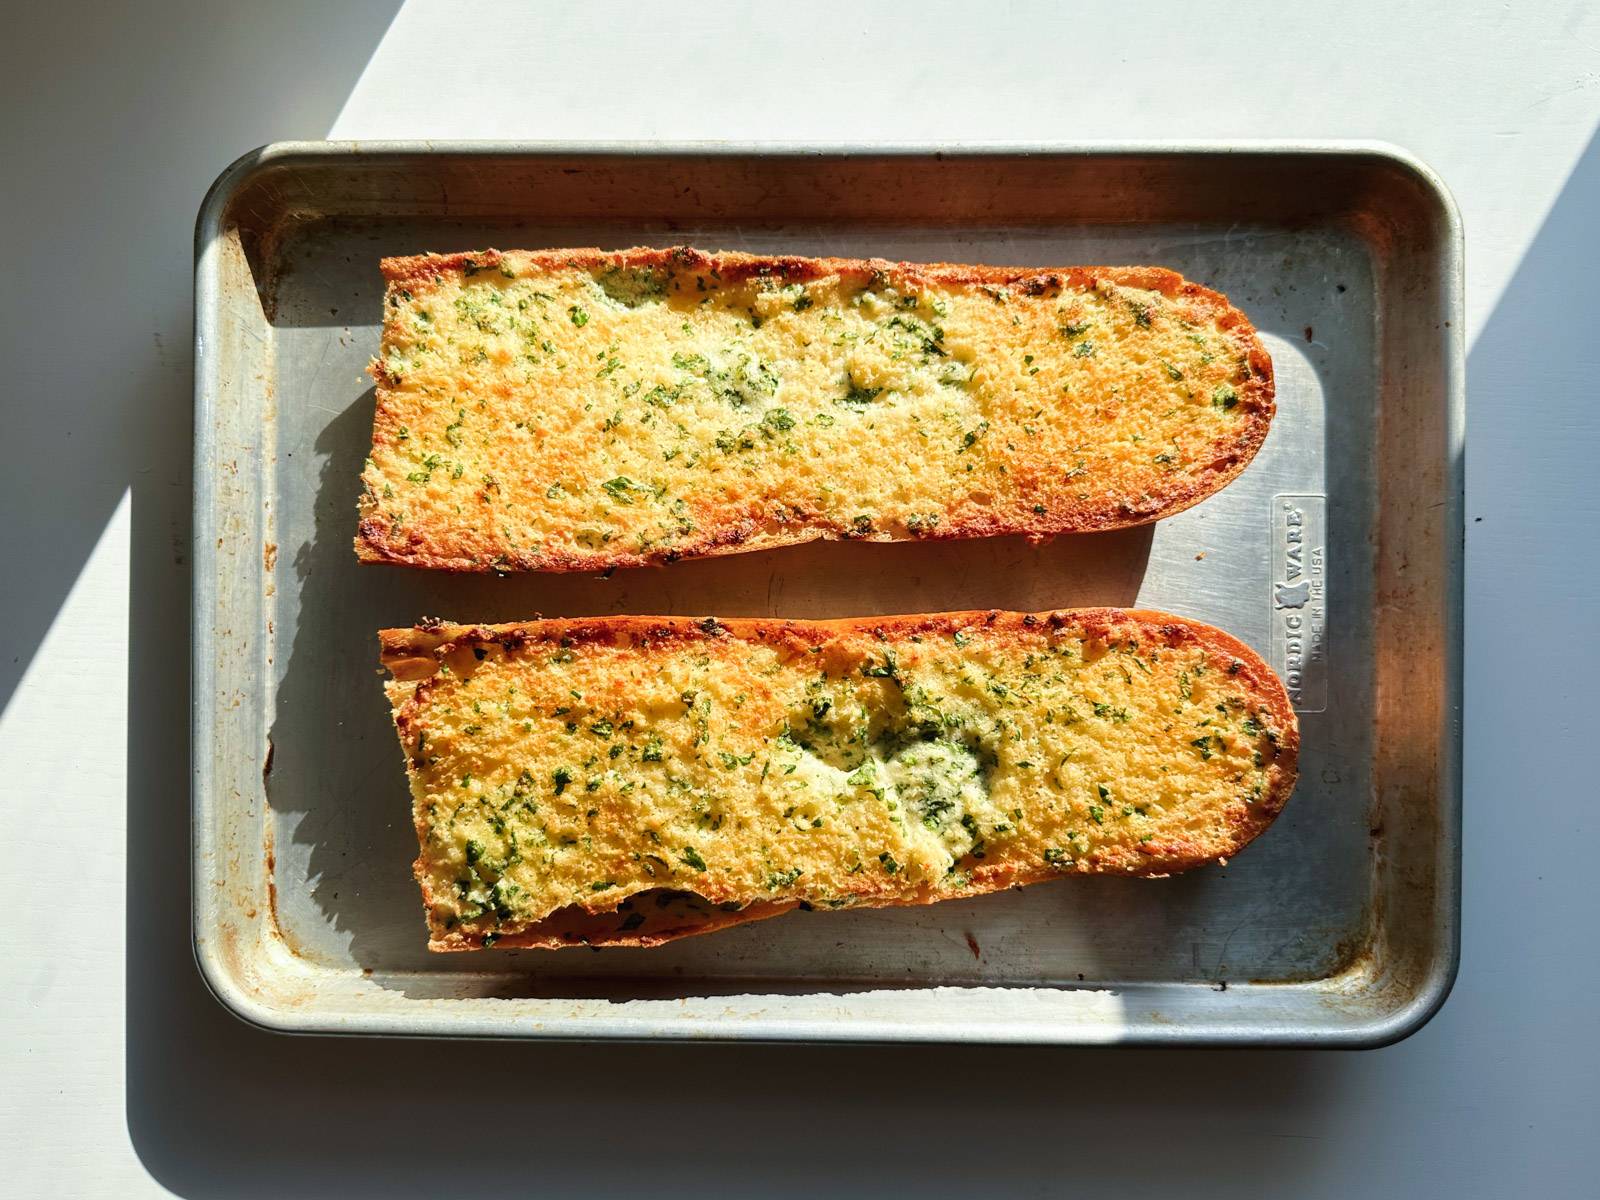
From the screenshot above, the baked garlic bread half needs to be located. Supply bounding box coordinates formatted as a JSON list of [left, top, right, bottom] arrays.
[[358, 247, 1274, 572], [380, 609, 1298, 950]]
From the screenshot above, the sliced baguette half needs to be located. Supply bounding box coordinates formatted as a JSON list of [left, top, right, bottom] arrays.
[[359, 247, 1274, 572], [380, 609, 1298, 950]]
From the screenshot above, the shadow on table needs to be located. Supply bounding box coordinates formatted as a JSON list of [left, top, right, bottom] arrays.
[[125, 110, 1600, 1200]]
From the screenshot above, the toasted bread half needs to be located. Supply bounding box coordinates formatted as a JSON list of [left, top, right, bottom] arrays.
[[358, 247, 1274, 572], [380, 609, 1298, 950]]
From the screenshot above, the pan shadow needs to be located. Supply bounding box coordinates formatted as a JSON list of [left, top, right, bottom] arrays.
[[117, 138, 1534, 1199]]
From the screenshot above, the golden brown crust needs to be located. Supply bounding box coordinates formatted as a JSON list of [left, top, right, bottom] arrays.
[[428, 893, 800, 952], [382, 608, 1299, 950], [358, 247, 1275, 572]]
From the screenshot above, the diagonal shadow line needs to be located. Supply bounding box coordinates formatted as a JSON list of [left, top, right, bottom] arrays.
[[27, 0, 415, 1193], [0, 0, 403, 720], [122, 97, 1600, 1200], [1455, 124, 1600, 1034]]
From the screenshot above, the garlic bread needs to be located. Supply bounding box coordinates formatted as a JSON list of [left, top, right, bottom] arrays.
[[380, 609, 1298, 950], [359, 248, 1275, 571]]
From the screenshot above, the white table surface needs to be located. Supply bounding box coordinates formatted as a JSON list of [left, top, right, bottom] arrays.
[[4, 1, 1598, 1195]]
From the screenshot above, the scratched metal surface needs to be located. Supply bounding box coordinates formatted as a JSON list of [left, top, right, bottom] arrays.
[[192, 144, 1461, 1042]]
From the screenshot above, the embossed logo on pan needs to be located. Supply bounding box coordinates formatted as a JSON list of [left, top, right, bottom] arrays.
[[1271, 494, 1327, 712]]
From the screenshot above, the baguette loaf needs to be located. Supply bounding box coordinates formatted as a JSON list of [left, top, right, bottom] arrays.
[[358, 247, 1274, 572], [380, 609, 1298, 951]]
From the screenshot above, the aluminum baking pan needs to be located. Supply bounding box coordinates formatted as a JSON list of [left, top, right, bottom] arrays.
[[193, 141, 1462, 1044]]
